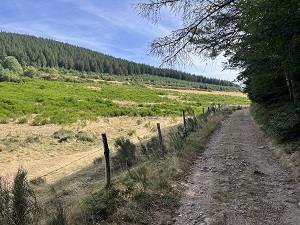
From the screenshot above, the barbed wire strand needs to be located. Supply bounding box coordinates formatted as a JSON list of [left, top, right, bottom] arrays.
[[40, 149, 100, 178], [38, 103, 228, 179]]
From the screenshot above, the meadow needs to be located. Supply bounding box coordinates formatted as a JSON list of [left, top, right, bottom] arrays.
[[0, 79, 250, 126]]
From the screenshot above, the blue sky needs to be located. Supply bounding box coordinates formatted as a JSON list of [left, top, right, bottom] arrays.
[[0, 0, 238, 81]]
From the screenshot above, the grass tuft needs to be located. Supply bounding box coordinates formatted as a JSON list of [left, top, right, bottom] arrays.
[[47, 201, 68, 225], [0, 168, 40, 225]]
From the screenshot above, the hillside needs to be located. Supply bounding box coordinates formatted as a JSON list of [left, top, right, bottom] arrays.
[[0, 31, 239, 88]]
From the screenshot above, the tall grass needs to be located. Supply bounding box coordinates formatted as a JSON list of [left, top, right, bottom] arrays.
[[0, 168, 69, 225], [47, 202, 68, 225], [0, 168, 40, 225]]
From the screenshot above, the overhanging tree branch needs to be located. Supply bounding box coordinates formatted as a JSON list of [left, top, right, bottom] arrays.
[[134, 0, 242, 67]]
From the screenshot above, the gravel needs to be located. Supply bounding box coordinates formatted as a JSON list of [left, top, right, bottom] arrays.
[[172, 108, 300, 225]]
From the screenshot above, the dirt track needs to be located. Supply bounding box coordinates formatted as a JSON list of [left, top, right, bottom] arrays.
[[172, 108, 300, 225]]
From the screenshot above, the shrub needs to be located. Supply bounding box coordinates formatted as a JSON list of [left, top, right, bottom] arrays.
[[2, 56, 23, 75], [93, 157, 102, 165], [127, 129, 136, 136], [75, 131, 95, 142], [53, 129, 75, 142], [126, 166, 148, 192], [0, 168, 40, 225], [30, 177, 45, 186], [0, 68, 20, 82], [24, 135, 40, 144], [12, 168, 40, 225], [140, 136, 161, 158], [136, 119, 143, 125], [32, 115, 49, 126], [112, 137, 136, 170], [0, 117, 9, 124], [168, 129, 184, 152], [24, 66, 37, 78], [46, 67, 58, 75], [18, 117, 28, 124]]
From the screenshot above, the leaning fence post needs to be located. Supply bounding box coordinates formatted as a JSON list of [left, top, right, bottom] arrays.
[[101, 133, 110, 188], [182, 110, 187, 132], [157, 123, 164, 157]]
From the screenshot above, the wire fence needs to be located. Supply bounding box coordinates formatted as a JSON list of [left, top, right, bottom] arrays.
[[37, 149, 99, 180], [30, 103, 237, 184]]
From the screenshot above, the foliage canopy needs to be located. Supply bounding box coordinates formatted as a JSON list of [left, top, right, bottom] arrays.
[[135, 0, 300, 141]]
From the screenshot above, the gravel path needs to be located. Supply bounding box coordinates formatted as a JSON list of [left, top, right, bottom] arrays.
[[172, 108, 300, 225]]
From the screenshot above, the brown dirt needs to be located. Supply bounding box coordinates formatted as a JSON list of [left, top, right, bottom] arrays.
[[172, 108, 300, 225]]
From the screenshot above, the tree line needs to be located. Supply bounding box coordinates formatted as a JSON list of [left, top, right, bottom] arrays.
[[0, 32, 238, 88]]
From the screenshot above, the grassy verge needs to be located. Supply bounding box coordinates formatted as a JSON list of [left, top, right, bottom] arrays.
[[73, 105, 239, 224]]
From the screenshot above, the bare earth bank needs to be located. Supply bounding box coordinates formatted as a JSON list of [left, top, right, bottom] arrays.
[[172, 108, 300, 225]]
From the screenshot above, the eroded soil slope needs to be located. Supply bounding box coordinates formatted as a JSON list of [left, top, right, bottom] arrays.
[[173, 108, 300, 225]]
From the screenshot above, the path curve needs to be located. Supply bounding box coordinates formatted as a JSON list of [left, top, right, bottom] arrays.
[[173, 108, 300, 225]]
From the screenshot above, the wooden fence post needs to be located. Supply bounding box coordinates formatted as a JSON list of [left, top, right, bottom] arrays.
[[182, 110, 187, 132], [101, 133, 110, 188], [157, 123, 164, 157]]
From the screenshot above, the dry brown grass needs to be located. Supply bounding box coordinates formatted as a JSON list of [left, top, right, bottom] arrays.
[[0, 116, 181, 184], [269, 142, 300, 181], [153, 87, 246, 97]]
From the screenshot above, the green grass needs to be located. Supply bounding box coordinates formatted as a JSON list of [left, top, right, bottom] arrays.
[[0, 80, 250, 125]]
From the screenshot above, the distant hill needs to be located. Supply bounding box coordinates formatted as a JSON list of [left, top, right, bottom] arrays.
[[0, 31, 238, 88]]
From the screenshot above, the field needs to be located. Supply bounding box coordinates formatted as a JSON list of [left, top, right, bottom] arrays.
[[0, 79, 250, 224], [0, 80, 249, 181], [0, 115, 183, 182], [0, 80, 249, 124]]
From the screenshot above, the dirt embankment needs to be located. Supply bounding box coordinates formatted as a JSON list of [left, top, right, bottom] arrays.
[[172, 108, 300, 225]]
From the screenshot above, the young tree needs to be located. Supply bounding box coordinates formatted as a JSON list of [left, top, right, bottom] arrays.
[[2, 56, 23, 75], [24, 66, 38, 78]]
